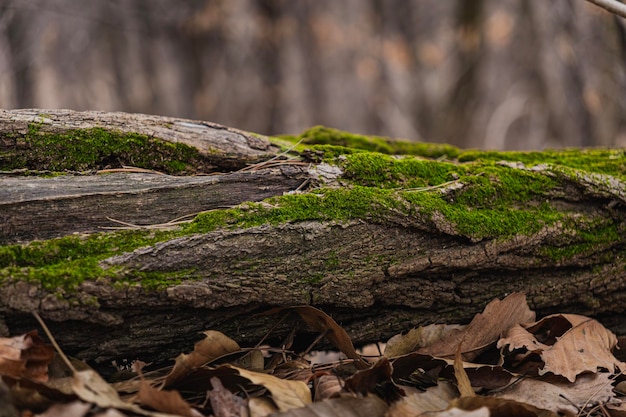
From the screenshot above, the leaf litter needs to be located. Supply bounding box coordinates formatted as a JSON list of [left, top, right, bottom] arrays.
[[0, 293, 624, 416]]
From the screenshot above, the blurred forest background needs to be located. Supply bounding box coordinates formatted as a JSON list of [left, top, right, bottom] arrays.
[[1, 0, 626, 150]]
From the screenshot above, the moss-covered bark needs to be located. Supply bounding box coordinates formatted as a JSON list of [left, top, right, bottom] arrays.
[[1, 109, 625, 367]]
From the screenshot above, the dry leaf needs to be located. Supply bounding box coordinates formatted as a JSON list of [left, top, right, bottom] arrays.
[[0, 331, 55, 383], [232, 366, 311, 412], [385, 324, 466, 358], [345, 357, 404, 402], [272, 360, 314, 382], [70, 370, 157, 416], [454, 345, 475, 398], [606, 401, 626, 416], [34, 401, 91, 417], [0, 378, 18, 417], [493, 372, 615, 415], [71, 370, 130, 409], [265, 306, 368, 369], [498, 314, 625, 382], [418, 293, 535, 361], [138, 380, 200, 417], [314, 374, 343, 400], [391, 352, 448, 382], [163, 330, 240, 388], [448, 396, 559, 417], [418, 407, 490, 417], [270, 396, 388, 417], [248, 397, 277, 417], [92, 409, 127, 417], [237, 349, 265, 371], [385, 381, 458, 417], [206, 377, 249, 417]]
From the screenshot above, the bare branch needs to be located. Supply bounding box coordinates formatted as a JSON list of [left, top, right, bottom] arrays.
[[585, 0, 626, 19]]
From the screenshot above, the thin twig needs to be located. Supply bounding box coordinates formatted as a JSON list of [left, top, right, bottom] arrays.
[[97, 166, 165, 175], [401, 179, 462, 192], [102, 206, 236, 230], [585, 0, 626, 19], [239, 138, 304, 172], [32, 311, 77, 374]]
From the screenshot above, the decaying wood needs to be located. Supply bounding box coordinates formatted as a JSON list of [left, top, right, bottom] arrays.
[[0, 109, 279, 170], [0, 109, 625, 369], [0, 166, 308, 244]]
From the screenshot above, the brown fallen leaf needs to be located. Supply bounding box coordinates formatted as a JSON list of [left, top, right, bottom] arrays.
[[33, 401, 91, 417], [314, 374, 343, 401], [385, 324, 466, 358], [447, 396, 559, 417], [454, 345, 475, 398], [418, 293, 535, 361], [492, 372, 615, 416], [206, 377, 249, 417], [270, 396, 388, 417], [163, 330, 241, 388], [91, 409, 127, 417], [0, 377, 17, 417], [137, 379, 200, 417], [385, 381, 458, 417], [264, 306, 368, 369], [391, 351, 514, 392], [344, 357, 404, 402], [231, 366, 311, 412], [71, 370, 140, 410], [421, 408, 490, 417], [498, 314, 625, 382], [248, 396, 278, 416], [451, 363, 515, 392], [391, 352, 448, 383], [31, 312, 166, 417], [0, 330, 55, 383]]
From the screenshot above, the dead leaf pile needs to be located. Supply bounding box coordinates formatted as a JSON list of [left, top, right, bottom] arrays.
[[1, 294, 625, 417]]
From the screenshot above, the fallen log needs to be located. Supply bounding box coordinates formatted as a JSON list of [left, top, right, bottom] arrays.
[[0, 109, 625, 368]]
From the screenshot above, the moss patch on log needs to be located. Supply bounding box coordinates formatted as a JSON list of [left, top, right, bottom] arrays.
[[459, 149, 626, 179], [0, 123, 210, 174], [277, 125, 460, 159], [1, 126, 624, 293]]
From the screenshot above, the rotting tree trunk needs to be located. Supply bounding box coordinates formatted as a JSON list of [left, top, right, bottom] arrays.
[[1, 109, 625, 367]]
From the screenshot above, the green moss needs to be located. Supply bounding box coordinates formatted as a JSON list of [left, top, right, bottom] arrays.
[[0, 230, 177, 291], [187, 161, 562, 241], [451, 166, 558, 207], [458, 149, 626, 179], [305, 273, 325, 285], [297, 126, 460, 159], [325, 251, 340, 269], [541, 222, 621, 262], [339, 152, 463, 188], [0, 124, 208, 174], [0, 230, 172, 269], [185, 186, 404, 234]]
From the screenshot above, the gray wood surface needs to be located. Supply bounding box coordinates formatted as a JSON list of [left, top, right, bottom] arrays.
[[1, 166, 308, 243]]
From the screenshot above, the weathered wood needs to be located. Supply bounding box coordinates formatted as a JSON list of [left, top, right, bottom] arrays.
[[1, 109, 625, 370], [0, 108, 279, 170], [0, 166, 308, 244]]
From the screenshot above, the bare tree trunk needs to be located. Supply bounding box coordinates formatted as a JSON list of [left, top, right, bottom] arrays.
[[1, 109, 625, 369]]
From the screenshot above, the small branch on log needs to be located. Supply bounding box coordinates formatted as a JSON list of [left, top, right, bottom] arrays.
[[585, 0, 626, 19]]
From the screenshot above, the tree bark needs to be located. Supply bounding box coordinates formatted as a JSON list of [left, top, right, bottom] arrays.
[[1, 109, 625, 369]]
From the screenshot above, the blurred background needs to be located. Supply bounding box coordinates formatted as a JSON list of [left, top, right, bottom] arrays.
[[1, 0, 625, 149]]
